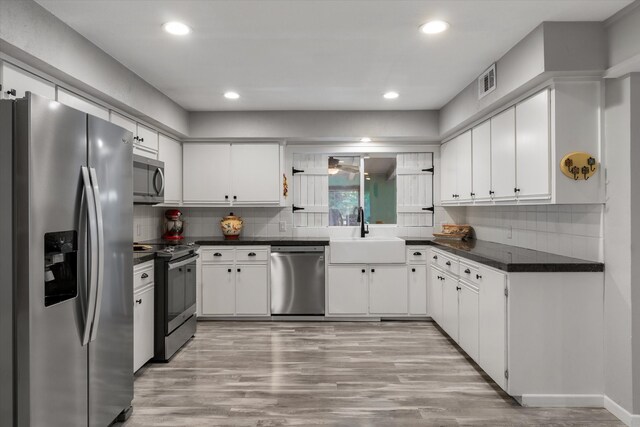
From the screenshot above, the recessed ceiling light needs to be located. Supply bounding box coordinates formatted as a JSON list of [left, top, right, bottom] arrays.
[[383, 91, 399, 100], [419, 20, 450, 35], [224, 91, 240, 100], [360, 137, 372, 143], [163, 21, 191, 36]]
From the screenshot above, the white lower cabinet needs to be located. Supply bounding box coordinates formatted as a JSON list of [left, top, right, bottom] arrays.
[[408, 265, 427, 315], [429, 267, 443, 323], [200, 246, 270, 317], [477, 265, 507, 389], [441, 273, 459, 341], [133, 260, 155, 373], [327, 265, 368, 315], [369, 265, 408, 315], [235, 265, 269, 315], [202, 265, 235, 315], [458, 281, 479, 362]]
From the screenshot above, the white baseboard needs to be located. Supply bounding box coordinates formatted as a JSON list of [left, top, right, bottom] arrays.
[[604, 396, 640, 427], [521, 394, 604, 407]]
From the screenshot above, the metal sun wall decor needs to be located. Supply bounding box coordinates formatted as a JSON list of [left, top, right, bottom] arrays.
[[560, 152, 598, 180]]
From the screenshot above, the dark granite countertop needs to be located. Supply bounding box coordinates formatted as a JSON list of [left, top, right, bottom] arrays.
[[421, 239, 604, 273], [133, 251, 156, 266], [136, 236, 603, 273]]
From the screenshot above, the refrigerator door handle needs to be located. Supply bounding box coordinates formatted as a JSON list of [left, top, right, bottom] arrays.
[[153, 167, 165, 195], [81, 167, 99, 346], [88, 167, 105, 342]]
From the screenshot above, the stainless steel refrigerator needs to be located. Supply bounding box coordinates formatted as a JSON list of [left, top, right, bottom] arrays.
[[0, 93, 134, 426]]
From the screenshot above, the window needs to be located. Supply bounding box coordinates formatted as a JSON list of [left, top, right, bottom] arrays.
[[328, 156, 360, 226], [364, 157, 397, 225]]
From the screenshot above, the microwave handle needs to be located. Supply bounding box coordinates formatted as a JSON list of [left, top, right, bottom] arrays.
[[153, 167, 165, 195]]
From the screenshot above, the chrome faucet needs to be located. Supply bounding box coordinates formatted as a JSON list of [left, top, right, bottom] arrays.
[[358, 207, 369, 238]]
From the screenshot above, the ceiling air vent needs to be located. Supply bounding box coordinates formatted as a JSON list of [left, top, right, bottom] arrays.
[[478, 64, 497, 99]]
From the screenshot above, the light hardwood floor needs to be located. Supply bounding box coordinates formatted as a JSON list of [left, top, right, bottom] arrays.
[[119, 321, 622, 426]]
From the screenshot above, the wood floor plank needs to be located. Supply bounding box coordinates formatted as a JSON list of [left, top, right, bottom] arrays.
[[117, 321, 622, 426]]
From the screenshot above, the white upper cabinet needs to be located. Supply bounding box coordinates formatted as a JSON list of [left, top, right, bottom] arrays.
[[110, 111, 137, 134], [231, 143, 280, 204], [440, 81, 603, 206], [471, 120, 492, 201], [183, 142, 281, 206], [158, 134, 183, 205], [136, 123, 159, 153], [515, 90, 550, 200], [490, 107, 517, 201], [110, 112, 159, 160], [456, 131, 473, 202], [440, 138, 457, 203], [57, 88, 109, 120], [1, 62, 55, 101], [183, 143, 232, 203]]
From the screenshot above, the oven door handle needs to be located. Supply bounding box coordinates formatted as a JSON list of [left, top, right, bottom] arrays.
[[168, 254, 199, 271]]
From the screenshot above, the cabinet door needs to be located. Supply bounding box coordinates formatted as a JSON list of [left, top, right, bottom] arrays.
[[133, 286, 154, 372], [137, 123, 159, 152], [472, 120, 492, 200], [328, 265, 368, 315], [440, 139, 457, 203], [235, 264, 269, 315], [441, 275, 459, 341], [458, 282, 479, 362], [201, 265, 235, 315], [158, 134, 183, 204], [456, 130, 473, 202], [56, 87, 109, 120], [516, 90, 550, 200], [478, 266, 507, 389], [183, 143, 231, 203], [490, 107, 516, 200], [231, 143, 280, 204], [369, 265, 408, 315], [408, 265, 427, 315], [1, 62, 55, 100], [429, 268, 443, 322], [110, 111, 137, 135]]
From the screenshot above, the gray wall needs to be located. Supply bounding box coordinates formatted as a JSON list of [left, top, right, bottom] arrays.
[[607, 1, 640, 69], [439, 22, 606, 138], [0, 0, 189, 136], [188, 110, 440, 141]]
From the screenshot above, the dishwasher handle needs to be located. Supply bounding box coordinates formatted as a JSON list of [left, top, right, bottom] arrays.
[[271, 246, 325, 253]]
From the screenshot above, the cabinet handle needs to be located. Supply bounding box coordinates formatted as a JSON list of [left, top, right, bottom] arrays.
[[433, 255, 438, 260], [214, 252, 222, 257], [141, 273, 149, 279], [446, 261, 451, 266], [456, 286, 461, 291], [371, 268, 375, 273], [237, 268, 241, 272], [225, 195, 229, 200], [233, 195, 237, 200], [140, 137, 144, 142], [411, 268, 416, 272], [248, 252, 256, 257], [470, 192, 475, 197], [514, 188, 520, 193], [227, 268, 232, 273], [464, 268, 471, 274], [413, 252, 422, 256], [489, 190, 495, 195], [362, 269, 366, 273], [476, 274, 482, 280], [6, 88, 17, 96], [135, 299, 142, 304]]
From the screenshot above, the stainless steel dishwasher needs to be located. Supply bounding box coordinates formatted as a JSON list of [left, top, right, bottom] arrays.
[[270, 246, 325, 315]]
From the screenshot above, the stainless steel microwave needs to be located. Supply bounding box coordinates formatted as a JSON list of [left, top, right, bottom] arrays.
[[133, 154, 165, 204]]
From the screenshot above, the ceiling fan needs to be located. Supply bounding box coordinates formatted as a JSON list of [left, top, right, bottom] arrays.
[[328, 156, 359, 175]]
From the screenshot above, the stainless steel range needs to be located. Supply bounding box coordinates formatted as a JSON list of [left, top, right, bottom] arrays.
[[154, 244, 199, 361]]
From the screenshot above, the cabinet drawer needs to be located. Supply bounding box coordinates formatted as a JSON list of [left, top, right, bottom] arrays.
[[407, 247, 428, 263], [236, 248, 269, 263], [460, 261, 480, 286], [133, 262, 154, 291], [432, 250, 459, 275], [201, 248, 234, 263]]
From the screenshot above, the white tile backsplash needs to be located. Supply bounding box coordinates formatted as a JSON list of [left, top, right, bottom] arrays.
[[133, 205, 164, 242], [463, 204, 604, 262]]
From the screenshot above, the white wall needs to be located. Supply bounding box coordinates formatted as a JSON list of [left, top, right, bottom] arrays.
[[602, 74, 637, 415], [188, 110, 440, 140], [607, 2, 640, 71], [0, 0, 189, 136], [463, 205, 603, 262]]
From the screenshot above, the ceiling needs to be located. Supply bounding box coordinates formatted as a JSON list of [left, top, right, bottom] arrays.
[[36, 0, 631, 112]]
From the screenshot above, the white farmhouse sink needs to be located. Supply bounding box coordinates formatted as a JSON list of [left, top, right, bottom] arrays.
[[329, 236, 406, 264]]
